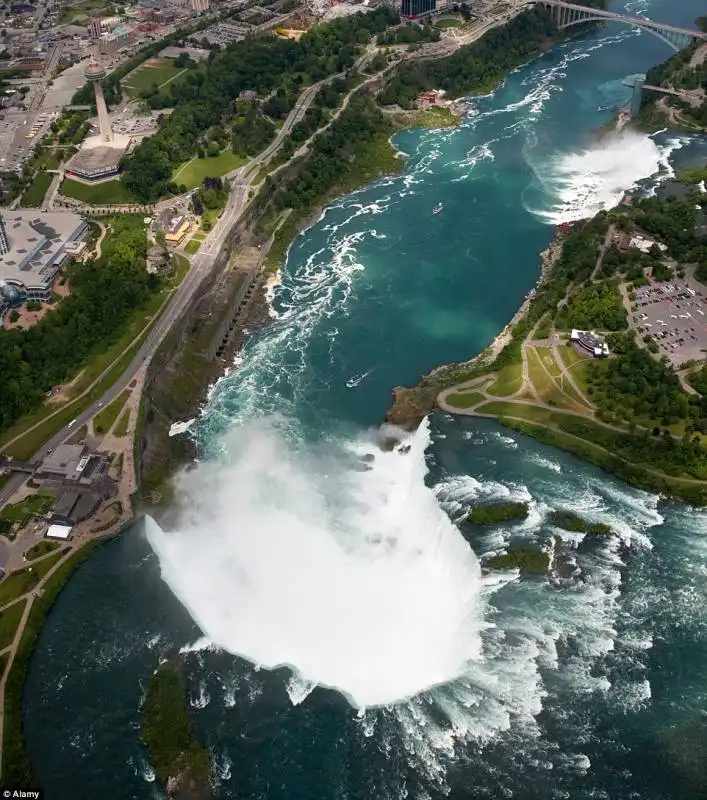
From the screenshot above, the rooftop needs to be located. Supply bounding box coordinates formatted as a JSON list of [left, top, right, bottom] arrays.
[[0, 210, 86, 290], [38, 444, 88, 478]]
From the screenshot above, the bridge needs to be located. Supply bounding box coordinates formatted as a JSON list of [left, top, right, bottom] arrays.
[[621, 72, 704, 113], [531, 0, 707, 50], [642, 84, 704, 106]]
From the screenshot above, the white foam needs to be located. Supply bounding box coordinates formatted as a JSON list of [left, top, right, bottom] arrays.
[[179, 635, 214, 654], [528, 129, 690, 224], [190, 680, 210, 709], [146, 419, 487, 709], [169, 419, 195, 438]]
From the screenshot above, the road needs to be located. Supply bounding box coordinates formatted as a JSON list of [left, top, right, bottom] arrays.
[[0, 176, 250, 507], [28, 44, 63, 112], [0, 16, 515, 508]]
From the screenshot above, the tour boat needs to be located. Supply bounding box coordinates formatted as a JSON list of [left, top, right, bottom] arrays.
[[432, 203, 444, 214]]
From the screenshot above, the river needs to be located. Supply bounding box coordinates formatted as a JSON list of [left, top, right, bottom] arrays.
[[23, 1, 707, 798]]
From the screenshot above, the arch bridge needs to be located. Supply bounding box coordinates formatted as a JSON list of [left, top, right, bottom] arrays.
[[531, 0, 707, 51]]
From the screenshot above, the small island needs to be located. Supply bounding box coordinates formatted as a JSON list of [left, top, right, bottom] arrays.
[[140, 659, 212, 800], [484, 546, 550, 574], [467, 501, 530, 524], [549, 510, 613, 537]]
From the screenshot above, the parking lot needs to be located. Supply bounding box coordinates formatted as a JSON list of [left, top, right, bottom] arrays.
[[631, 270, 707, 366], [0, 110, 55, 174]]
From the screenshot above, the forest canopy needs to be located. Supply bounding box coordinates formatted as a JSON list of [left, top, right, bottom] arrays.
[[0, 217, 156, 434], [120, 7, 398, 201]]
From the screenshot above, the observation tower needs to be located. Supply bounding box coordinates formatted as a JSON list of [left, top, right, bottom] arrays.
[[84, 56, 112, 144]]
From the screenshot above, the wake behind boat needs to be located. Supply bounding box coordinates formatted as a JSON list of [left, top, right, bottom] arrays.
[[346, 369, 372, 388]]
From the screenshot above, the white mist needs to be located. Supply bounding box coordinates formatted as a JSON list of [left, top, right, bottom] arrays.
[[145, 418, 485, 709], [531, 129, 679, 223]]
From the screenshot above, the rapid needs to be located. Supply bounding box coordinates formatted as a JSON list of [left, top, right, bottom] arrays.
[[22, 0, 707, 798]]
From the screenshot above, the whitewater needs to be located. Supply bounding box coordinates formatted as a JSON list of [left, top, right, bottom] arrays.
[[146, 420, 486, 709], [146, 2, 691, 715], [22, 0, 707, 797]]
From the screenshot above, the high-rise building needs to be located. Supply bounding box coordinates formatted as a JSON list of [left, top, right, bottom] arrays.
[[190, 0, 210, 11], [400, 0, 435, 16], [88, 17, 102, 39], [0, 215, 9, 256], [84, 55, 112, 144]]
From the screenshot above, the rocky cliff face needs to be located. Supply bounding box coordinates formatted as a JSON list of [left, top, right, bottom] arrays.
[[136, 263, 270, 508]]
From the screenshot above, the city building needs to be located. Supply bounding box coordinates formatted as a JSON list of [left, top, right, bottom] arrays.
[[159, 44, 209, 61], [164, 215, 190, 245], [50, 487, 102, 525], [86, 55, 112, 143], [191, 0, 210, 10], [570, 329, 610, 358], [400, 0, 436, 17], [88, 17, 102, 38], [0, 215, 9, 255], [0, 210, 88, 322], [35, 444, 109, 486]]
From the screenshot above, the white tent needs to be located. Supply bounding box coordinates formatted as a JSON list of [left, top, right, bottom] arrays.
[[46, 524, 72, 540]]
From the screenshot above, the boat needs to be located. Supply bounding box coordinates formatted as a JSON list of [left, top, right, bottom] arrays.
[[432, 203, 444, 215], [346, 369, 372, 388]]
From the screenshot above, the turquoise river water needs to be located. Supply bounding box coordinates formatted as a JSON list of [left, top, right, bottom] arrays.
[[22, 1, 707, 797]]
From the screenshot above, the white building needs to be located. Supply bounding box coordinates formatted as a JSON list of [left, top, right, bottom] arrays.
[[570, 329, 610, 358], [0, 210, 88, 322]]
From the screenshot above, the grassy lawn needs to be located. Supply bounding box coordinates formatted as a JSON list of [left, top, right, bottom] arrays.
[[536, 346, 563, 379], [567, 359, 593, 398], [526, 348, 583, 411], [93, 390, 130, 435], [557, 342, 587, 370], [0, 288, 167, 460], [21, 172, 52, 207], [445, 391, 486, 409], [200, 208, 220, 232], [114, 409, 130, 438], [0, 600, 26, 651], [170, 254, 190, 286], [533, 347, 590, 409], [60, 178, 138, 206], [173, 150, 247, 191], [0, 552, 64, 608], [435, 17, 463, 28], [406, 107, 459, 129], [476, 400, 565, 427], [486, 362, 523, 397], [123, 59, 184, 98], [0, 495, 53, 527], [25, 541, 60, 561], [184, 239, 201, 255]]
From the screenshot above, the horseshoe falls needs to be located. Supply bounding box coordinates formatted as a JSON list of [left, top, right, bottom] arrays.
[[22, 0, 707, 798]]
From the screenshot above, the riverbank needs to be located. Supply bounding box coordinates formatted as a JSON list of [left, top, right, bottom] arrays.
[[0, 538, 104, 787], [390, 174, 707, 503], [386, 230, 564, 428]]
